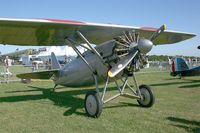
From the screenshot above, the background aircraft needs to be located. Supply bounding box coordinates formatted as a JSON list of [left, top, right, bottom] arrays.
[[170, 57, 200, 78], [0, 48, 38, 64], [0, 18, 196, 117]]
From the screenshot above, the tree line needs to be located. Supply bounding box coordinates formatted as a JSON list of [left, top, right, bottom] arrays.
[[148, 55, 199, 61]]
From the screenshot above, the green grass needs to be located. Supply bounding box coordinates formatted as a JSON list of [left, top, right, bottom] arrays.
[[0, 65, 49, 81], [0, 65, 167, 81], [0, 71, 200, 133]]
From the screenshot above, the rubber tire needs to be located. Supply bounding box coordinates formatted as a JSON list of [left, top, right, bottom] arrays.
[[137, 85, 155, 107], [85, 91, 102, 118]]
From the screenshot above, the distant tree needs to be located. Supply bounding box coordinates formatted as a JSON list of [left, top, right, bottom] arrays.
[[148, 55, 169, 61], [148, 55, 199, 62]]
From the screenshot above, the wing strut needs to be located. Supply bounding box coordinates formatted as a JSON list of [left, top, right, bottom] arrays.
[[76, 31, 107, 66], [65, 38, 97, 75], [65, 36, 101, 97]]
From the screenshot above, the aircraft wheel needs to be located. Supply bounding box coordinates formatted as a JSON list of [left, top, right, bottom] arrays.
[[137, 85, 155, 107], [85, 91, 102, 118]]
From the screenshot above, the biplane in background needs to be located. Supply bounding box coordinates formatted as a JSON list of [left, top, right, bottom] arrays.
[[170, 57, 200, 78], [0, 18, 196, 117]]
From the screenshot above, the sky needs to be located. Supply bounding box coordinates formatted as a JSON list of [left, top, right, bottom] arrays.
[[0, 0, 199, 56]]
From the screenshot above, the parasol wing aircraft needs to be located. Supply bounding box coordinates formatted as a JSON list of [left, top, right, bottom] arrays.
[[0, 18, 196, 117]]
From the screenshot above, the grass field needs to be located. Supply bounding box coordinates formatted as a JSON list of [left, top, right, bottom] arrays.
[[0, 71, 200, 133]]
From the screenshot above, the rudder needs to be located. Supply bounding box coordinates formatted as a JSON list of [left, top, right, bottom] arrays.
[[51, 52, 61, 69], [170, 57, 189, 76], [175, 57, 189, 72]]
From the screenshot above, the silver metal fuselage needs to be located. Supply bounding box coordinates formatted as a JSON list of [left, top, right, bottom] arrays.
[[54, 41, 118, 87], [51, 37, 153, 87]]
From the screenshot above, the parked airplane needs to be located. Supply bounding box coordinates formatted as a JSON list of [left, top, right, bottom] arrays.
[[0, 48, 38, 60], [0, 18, 196, 117], [170, 57, 200, 78]]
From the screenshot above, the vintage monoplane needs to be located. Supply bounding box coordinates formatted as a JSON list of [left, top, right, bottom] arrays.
[[0, 18, 196, 117], [170, 57, 200, 78]]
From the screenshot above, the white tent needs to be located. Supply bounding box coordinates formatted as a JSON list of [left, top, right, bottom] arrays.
[[38, 46, 79, 56], [37, 45, 91, 62]]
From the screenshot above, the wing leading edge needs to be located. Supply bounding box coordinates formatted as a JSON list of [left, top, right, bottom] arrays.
[[0, 18, 196, 46]]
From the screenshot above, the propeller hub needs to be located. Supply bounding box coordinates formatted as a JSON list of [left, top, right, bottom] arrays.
[[137, 39, 153, 54]]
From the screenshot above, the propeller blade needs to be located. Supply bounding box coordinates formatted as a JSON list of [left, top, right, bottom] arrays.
[[108, 50, 138, 77], [149, 24, 166, 41]]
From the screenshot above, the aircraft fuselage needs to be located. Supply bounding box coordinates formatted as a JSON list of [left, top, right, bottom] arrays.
[[171, 66, 200, 77], [54, 41, 123, 87]]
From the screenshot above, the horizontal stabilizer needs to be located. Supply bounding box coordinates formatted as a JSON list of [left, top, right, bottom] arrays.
[[16, 69, 59, 79]]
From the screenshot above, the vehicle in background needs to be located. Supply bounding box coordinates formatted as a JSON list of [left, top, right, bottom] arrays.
[[31, 57, 43, 65], [20, 55, 43, 66]]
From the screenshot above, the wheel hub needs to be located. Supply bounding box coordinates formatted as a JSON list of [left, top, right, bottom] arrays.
[[86, 95, 97, 116], [139, 88, 151, 105]]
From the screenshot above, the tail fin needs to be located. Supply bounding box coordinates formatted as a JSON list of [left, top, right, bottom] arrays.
[[170, 57, 189, 76], [51, 52, 61, 69], [175, 57, 189, 71]]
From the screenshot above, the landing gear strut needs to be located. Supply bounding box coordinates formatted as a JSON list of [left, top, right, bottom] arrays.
[[65, 31, 155, 118], [84, 74, 155, 118]]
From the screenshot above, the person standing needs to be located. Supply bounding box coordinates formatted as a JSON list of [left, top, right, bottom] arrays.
[[4, 56, 12, 83], [4, 56, 12, 74]]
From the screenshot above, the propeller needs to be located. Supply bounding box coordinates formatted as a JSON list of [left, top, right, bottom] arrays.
[[108, 24, 166, 78], [108, 50, 138, 77]]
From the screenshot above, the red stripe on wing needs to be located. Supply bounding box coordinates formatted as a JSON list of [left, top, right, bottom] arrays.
[[141, 27, 158, 31], [44, 18, 85, 24]]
